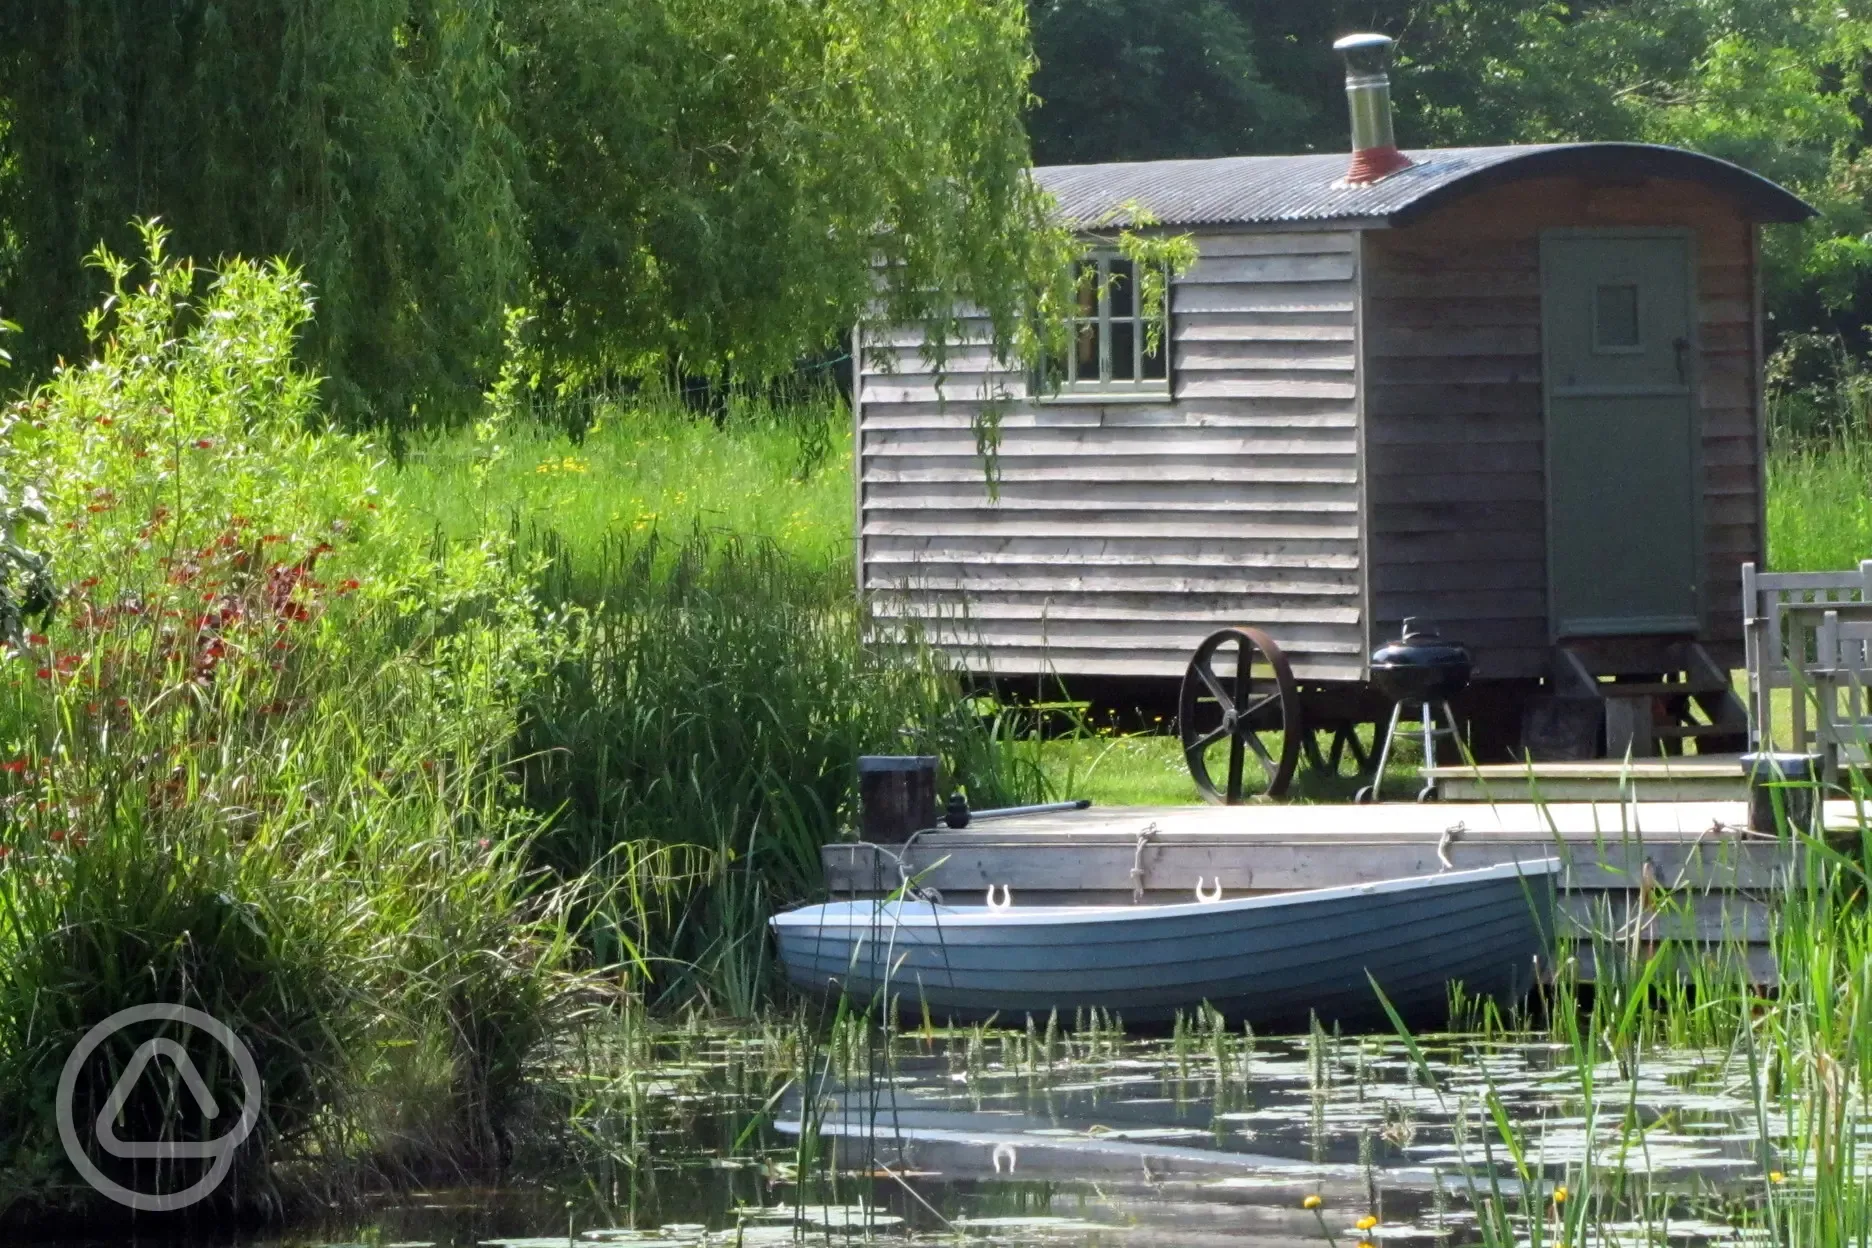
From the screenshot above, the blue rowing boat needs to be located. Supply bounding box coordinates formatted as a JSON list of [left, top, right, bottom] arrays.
[[770, 857, 1559, 1027]]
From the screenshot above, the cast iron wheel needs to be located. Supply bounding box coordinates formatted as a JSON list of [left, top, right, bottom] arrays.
[[1302, 720, 1371, 780], [1179, 627, 1302, 802]]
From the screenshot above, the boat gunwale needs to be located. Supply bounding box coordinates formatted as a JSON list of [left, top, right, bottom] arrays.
[[771, 856, 1560, 930]]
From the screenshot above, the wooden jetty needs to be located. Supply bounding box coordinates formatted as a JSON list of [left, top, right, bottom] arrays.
[[823, 799, 1852, 983], [1421, 753, 1748, 803]]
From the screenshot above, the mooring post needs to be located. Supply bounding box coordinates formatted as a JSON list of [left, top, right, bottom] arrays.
[[857, 755, 938, 843]]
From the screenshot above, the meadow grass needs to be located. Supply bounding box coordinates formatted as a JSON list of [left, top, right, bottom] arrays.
[[1768, 430, 1872, 572], [397, 389, 853, 566]]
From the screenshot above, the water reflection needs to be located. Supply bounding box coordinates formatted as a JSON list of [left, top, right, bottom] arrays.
[[180, 1027, 1793, 1246]]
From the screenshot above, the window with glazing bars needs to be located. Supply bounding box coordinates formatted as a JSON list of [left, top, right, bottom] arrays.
[[1035, 252, 1171, 399]]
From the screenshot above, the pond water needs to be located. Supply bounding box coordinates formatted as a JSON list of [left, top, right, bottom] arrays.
[[169, 1024, 1800, 1247]]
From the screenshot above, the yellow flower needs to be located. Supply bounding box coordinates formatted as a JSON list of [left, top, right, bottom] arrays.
[[1552, 1185, 1568, 1205], [1356, 1215, 1378, 1230], [1358, 1242, 1377, 1248], [1302, 1194, 1323, 1210], [1770, 1171, 1787, 1184]]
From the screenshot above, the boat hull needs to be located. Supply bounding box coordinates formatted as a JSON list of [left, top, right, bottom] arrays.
[[771, 858, 1558, 1028]]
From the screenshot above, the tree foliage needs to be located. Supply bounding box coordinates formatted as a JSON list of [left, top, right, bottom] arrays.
[[0, 0, 1067, 430], [1029, 0, 1872, 381]]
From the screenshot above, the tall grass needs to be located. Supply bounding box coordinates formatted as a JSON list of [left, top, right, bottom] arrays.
[[1767, 431, 1872, 572], [0, 228, 595, 1225]]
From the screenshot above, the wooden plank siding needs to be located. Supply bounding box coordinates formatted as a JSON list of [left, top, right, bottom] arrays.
[[1361, 176, 1765, 679], [857, 229, 1367, 681]]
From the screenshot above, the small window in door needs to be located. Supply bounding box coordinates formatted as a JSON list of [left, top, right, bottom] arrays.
[[1592, 282, 1641, 353]]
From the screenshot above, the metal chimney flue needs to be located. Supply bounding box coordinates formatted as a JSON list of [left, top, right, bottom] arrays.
[[1333, 33, 1412, 185]]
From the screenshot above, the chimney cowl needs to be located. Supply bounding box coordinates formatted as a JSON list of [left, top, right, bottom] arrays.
[[1332, 32, 1412, 186]]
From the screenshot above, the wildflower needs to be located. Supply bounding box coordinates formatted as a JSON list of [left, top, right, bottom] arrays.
[[1302, 1195, 1322, 1210], [1770, 1171, 1786, 1184], [262, 534, 285, 544], [1552, 1185, 1568, 1205], [337, 578, 361, 594], [1356, 1215, 1378, 1230], [27, 634, 47, 646], [96, 417, 112, 427], [0, 846, 10, 861], [34, 667, 51, 680], [48, 829, 64, 843], [478, 838, 491, 851], [0, 760, 27, 775], [194, 438, 214, 450]]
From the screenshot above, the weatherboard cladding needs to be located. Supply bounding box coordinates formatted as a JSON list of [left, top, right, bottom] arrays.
[[857, 229, 1365, 683], [1032, 142, 1814, 229]]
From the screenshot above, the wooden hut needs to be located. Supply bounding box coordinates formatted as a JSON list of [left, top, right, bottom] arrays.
[[855, 35, 1813, 756]]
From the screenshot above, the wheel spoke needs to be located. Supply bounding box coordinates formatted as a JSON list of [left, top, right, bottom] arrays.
[[1225, 734, 1246, 803], [1195, 657, 1234, 713], [1243, 730, 1275, 769], [1187, 722, 1231, 753], [1239, 690, 1284, 724]]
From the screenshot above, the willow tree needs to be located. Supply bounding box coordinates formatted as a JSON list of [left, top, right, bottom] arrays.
[[0, 0, 1069, 429], [0, 0, 521, 428]]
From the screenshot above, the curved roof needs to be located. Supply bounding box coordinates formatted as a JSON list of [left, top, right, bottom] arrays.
[[1033, 142, 1814, 229]]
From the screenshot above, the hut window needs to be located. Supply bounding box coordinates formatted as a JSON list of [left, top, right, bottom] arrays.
[[1036, 252, 1171, 400], [1592, 283, 1642, 353]]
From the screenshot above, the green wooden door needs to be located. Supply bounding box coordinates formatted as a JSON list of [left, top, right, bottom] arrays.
[[1541, 232, 1699, 637]]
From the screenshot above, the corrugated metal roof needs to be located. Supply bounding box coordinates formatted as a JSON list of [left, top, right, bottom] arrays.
[[1033, 142, 1814, 228]]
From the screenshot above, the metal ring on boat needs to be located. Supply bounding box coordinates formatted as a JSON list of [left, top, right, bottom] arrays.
[[985, 884, 1012, 911], [1195, 876, 1223, 903]]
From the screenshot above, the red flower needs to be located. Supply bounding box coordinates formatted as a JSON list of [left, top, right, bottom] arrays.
[[97, 417, 113, 427], [48, 829, 63, 844], [27, 633, 47, 646], [261, 534, 285, 544], [337, 578, 361, 595], [194, 439, 215, 450], [0, 846, 11, 861], [0, 760, 28, 775], [34, 668, 51, 680], [55, 654, 82, 672]]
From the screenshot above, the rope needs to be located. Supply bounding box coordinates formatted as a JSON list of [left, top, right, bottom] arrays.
[[1131, 821, 1161, 903], [1437, 821, 1466, 870], [866, 828, 942, 904]]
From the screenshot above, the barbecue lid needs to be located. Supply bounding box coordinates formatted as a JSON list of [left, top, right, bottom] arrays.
[[1371, 617, 1472, 669]]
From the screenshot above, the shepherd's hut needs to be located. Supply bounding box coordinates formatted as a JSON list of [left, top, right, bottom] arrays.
[[855, 33, 1814, 759]]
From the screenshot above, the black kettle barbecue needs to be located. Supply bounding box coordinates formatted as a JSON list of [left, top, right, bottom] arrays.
[[1357, 618, 1474, 803]]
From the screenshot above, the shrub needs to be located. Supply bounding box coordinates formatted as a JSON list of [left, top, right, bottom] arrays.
[[0, 225, 584, 1223]]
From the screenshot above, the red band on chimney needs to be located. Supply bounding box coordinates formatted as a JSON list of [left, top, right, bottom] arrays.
[[1345, 145, 1412, 185]]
